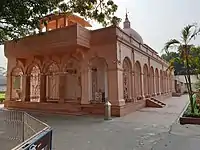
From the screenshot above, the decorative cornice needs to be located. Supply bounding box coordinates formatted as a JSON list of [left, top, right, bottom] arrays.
[[116, 38, 169, 67]]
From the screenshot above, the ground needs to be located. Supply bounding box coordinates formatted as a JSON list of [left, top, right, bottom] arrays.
[[28, 94, 200, 150]]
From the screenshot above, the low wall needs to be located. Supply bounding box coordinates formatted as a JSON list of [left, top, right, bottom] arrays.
[[4, 100, 146, 117], [4, 101, 83, 115], [4, 93, 172, 117], [81, 100, 146, 117]]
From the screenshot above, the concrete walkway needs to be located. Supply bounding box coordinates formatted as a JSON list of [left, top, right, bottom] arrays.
[[31, 95, 191, 150], [153, 117, 200, 150]]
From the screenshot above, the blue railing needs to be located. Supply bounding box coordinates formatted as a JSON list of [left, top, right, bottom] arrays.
[[0, 109, 52, 150]]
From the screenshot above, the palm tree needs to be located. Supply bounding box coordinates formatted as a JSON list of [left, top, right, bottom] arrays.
[[164, 24, 200, 113]]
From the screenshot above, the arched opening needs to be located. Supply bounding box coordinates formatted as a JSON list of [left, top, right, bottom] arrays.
[[160, 70, 163, 94], [164, 71, 167, 93], [166, 73, 169, 93], [143, 64, 149, 96], [150, 66, 154, 96], [29, 65, 41, 102], [89, 57, 108, 103], [155, 68, 159, 94], [169, 73, 172, 92], [64, 58, 81, 102], [46, 62, 59, 102], [123, 57, 132, 102], [11, 67, 23, 101], [135, 61, 142, 99]]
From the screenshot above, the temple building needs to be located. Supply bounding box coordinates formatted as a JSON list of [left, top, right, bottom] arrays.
[[4, 13, 175, 116]]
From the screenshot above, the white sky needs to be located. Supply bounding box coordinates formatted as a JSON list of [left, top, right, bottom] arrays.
[[0, 0, 200, 68]]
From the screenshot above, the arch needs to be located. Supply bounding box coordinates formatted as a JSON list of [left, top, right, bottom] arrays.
[[135, 61, 142, 99], [169, 72, 172, 92], [15, 59, 26, 73], [64, 58, 81, 72], [89, 57, 108, 68], [164, 71, 167, 93], [11, 66, 24, 76], [29, 64, 41, 102], [143, 64, 149, 96], [167, 72, 170, 93], [155, 68, 159, 94], [160, 70, 163, 93], [46, 62, 60, 102], [89, 57, 108, 103], [43, 60, 60, 73], [47, 62, 59, 73], [26, 62, 41, 74], [64, 58, 81, 101], [166, 72, 168, 93], [122, 57, 132, 102], [150, 66, 154, 96], [11, 67, 23, 101]]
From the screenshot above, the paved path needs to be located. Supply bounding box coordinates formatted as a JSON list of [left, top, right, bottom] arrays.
[[32, 95, 192, 150], [153, 119, 200, 150]]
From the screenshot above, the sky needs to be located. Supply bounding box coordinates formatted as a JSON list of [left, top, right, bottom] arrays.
[[0, 0, 200, 68]]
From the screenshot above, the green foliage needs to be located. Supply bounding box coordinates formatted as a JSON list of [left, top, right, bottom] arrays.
[[0, 92, 5, 103], [0, 92, 5, 99], [0, 0, 121, 44], [195, 80, 200, 90], [0, 99, 4, 103], [161, 52, 179, 62], [163, 24, 200, 113], [190, 46, 200, 74], [163, 47, 200, 76], [183, 104, 200, 118]]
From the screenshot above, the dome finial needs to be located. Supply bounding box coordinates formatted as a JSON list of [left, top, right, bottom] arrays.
[[124, 9, 130, 29], [126, 8, 128, 19]]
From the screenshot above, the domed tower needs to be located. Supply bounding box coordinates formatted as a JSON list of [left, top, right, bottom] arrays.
[[123, 11, 143, 44]]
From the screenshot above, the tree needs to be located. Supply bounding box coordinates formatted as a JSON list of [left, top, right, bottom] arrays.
[[164, 24, 200, 113], [190, 46, 200, 76], [163, 47, 200, 76], [161, 51, 179, 62], [0, 0, 121, 44]]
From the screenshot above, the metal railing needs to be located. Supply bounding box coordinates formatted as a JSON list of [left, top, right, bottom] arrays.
[[0, 109, 52, 150]]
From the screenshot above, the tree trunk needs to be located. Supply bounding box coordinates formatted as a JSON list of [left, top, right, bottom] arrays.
[[186, 55, 194, 113], [184, 75, 194, 113], [184, 75, 189, 93]]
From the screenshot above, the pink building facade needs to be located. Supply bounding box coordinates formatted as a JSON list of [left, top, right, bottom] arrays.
[[4, 13, 175, 116]]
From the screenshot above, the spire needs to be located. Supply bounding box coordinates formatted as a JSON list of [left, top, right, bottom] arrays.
[[123, 9, 130, 29], [125, 8, 128, 20]]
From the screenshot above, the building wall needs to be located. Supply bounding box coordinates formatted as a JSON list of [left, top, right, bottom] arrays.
[[175, 75, 199, 92], [116, 27, 172, 100], [4, 25, 174, 116]]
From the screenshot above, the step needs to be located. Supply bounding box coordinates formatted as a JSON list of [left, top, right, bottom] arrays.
[[146, 99, 166, 108], [151, 98, 166, 106]]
